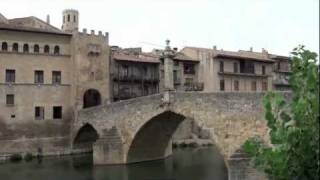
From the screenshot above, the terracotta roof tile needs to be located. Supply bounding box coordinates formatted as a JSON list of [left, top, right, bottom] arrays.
[[113, 53, 160, 64]]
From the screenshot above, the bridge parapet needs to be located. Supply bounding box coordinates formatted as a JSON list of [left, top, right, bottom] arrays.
[[74, 91, 291, 178]]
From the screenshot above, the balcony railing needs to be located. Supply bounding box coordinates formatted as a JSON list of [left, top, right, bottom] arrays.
[[113, 74, 159, 82]]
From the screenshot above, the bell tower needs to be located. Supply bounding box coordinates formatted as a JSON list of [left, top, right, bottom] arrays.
[[62, 9, 79, 32]]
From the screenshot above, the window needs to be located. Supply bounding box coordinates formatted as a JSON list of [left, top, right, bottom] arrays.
[[35, 106, 44, 120], [233, 62, 238, 73], [220, 79, 225, 91], [143, 66, 147, 76], [174, 60, 179, 66], [73, 15, 76, 22], [34, 44, 39, 53], [240, 60, 255, 74], [67, 14, 70, 22], [52, 71, 61, 84], [12, 43, 18, 52], [234, 80, 239, 91], [219, 61, 224, 72], [63, 15, 65, 23], [173, 70, 178, 83], [277, 62, 281, 70], [44, 45, 50, 54], [121, 65, 129, 77], [53, 106, 62, 119], [262, 81, 268, 91], [183, 63, 195, 74], [2, 42, 8, 51], [34, 70, 44, 84], [54, 46, 60, 55], [5, 69, 15, 83], [251, 81, 257, 91], [6, 94, 14, 105], [23, 44, 29, 53], [262, 65, 266, 75]]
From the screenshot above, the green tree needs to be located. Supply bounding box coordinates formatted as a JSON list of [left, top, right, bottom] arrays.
[[243, 45, 319, 180]]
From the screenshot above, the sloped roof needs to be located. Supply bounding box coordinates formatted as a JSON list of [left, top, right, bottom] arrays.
[[214, 50, 274, 63], [113, 53, 160, 64], [269, 54, 290, 61], [0, 16, 70, 36], [182, 46, 275, 63], [174, 52, 199, 62]]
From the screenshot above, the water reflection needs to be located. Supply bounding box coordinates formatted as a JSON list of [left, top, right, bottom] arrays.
[[0, 146, 227, 180]]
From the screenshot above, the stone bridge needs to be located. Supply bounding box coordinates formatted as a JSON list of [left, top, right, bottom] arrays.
[[73, 91, 273, 179]]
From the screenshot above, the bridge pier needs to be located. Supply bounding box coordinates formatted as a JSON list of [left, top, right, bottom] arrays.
[[93, 127, 125, 165]]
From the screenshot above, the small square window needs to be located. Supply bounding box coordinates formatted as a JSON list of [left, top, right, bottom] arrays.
[[5, 69, 15, 83], [6, 94, 14, 105], [35, 106, 44, 120], [220, 79, 225, 91], [52, 71, 61, 84], [53, 106, 62, 119], [34, 70, 44, 84]]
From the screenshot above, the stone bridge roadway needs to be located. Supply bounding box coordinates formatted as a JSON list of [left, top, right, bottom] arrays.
[[74, 91, 271, 179]]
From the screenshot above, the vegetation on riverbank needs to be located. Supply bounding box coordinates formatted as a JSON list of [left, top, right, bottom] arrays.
[[243, 45, 319, 180]]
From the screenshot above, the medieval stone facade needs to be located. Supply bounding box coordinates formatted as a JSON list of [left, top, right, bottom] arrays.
[[0, 9, 110, 156], [0, 9, 291, 159]]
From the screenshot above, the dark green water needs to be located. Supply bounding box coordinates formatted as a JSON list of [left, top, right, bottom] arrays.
[[0, 147, 228, 180]]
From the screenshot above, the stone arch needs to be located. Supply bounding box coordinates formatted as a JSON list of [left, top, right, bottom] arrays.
[[126, 111, 185, 163], [83, 89, 101, 108], [12, 42, 18, 52], [54, 45, 60, 55], [73, 123, 99, 153], [1, 42, 8, 51], [34, 44, 39, 53], [23, 43, 29, 53], [44, 45, 50, 54]]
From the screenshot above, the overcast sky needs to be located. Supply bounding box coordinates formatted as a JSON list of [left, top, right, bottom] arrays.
[[1, 0, 319, 56]]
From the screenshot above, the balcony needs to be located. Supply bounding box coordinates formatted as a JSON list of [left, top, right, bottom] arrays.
[[218, 71, 269, 78], [113, 74, 159, 83]]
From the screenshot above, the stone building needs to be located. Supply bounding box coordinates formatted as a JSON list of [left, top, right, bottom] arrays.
[[0, 9, 110, 155], [270, 54, 291, 91], [110, 47, 160, 101], [0, 9, 291, 158], [180, 46, 291, 92]]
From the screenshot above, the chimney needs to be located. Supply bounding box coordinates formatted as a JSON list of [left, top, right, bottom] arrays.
[[262, 48, 268, 54], [46, 15, 50, 24], [249, 47, 253, 52], [213, 45, 217, 50]]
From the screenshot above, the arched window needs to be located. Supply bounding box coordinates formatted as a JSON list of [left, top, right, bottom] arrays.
[[23, 44, 29, 53], [12, 43, 19, 52], [67, 14, 70, 22], [34, 44, 39, 53], [44, 45, 50, 54], [54, 45, 60, 55], [1, 42, 8, 51], [74, 15, 76, 22], [83, 89, 101, 108]]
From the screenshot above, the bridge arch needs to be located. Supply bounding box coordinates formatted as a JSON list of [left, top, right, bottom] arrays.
[[83, 89, 101, 108], [125, 110, 225, 166], [73, 123, 99, 153]]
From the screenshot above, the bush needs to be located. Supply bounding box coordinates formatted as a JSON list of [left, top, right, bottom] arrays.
[[9, 154, 22, 162], [24, 153, 33, 162]]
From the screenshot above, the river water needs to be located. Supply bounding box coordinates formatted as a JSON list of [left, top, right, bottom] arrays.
[[0, 147, 228, 180]]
